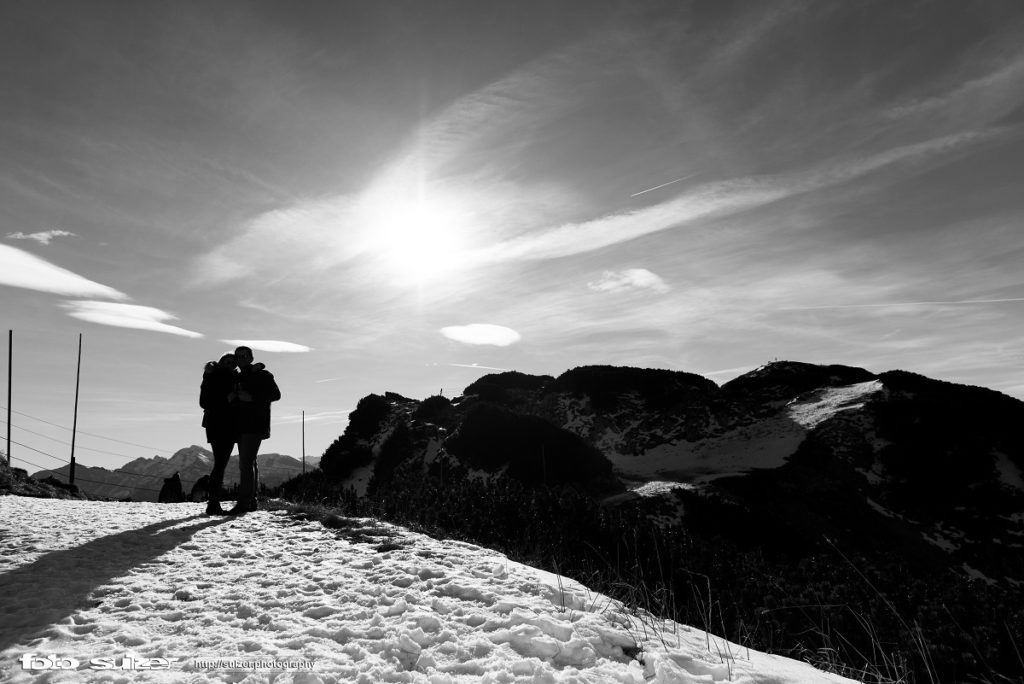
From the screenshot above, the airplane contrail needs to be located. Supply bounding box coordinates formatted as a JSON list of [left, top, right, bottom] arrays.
[[448, 363, 510, 372], [630, 173, 697, 198], [781, 297, 1024, 311]]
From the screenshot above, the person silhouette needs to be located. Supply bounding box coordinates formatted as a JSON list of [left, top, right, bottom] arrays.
[[227, 346, 280, 515], [199, 353, 238, 515]]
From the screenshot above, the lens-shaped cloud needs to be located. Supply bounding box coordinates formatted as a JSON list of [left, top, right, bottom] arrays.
[[62, 301, 203, 338], [588, 269, 670, 294], [6, 230, 76, 245], [1, 244, 127, 300], [221, 339, 312, 353], [440, 324, 521, 347]]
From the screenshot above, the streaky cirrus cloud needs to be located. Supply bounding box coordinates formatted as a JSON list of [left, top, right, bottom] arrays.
[[701, 365, 758, 379], [221, 339, 312, 353], [464, 128, 1002, 265], [588, 269, 670, 294], [276, 410, 351, 425], [6, 230, 76, 245], [61, 301, 203, 338], [189, 36, 611, 291], [440, 324, 521, 347], [780, 297, 1024, 311], [884, 44, 1024, 130], [446, 363, 511, 372], [1, 244, 127, 300], [192, 197, 365, 287]]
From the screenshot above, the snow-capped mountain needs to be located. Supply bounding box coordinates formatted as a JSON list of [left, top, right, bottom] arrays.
[[31, 446, 319, 502], [316, 362, 1024, 586]]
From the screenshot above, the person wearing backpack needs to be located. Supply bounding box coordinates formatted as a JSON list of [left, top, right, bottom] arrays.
[[199, 353, 239, 515], [226, 345, 281, 515]]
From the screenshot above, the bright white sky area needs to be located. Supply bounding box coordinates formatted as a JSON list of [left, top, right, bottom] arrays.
[[2, 2, 1024, 471], [0, 496, 858, 683]]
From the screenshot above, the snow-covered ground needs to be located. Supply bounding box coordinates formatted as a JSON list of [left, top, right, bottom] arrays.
[[0, 496, 857, 683]]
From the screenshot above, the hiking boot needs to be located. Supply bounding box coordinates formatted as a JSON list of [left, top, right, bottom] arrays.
[[225, 501, 249, 516]]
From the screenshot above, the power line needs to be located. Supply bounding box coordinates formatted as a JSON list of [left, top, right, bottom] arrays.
[[8, 455, 67, 476], [6, 438, 68, 465], [7, 443, 183, 496], [6, 442, 162, 492], [0, 419, 140, 460], [0, 404, 172, 453], [11, 447, 274, 498], [0, 405, 313, 474], [6, 438, 171, 482]]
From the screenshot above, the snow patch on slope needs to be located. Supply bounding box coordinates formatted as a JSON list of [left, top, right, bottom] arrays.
[[866, 498, 904, 521], [604, 380, 883, 484], [995, 451, 1024, 492], [786, 380, 884, 429], [610, 414, 806, 483]]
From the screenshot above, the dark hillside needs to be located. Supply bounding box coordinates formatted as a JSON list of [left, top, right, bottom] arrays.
[[549, 365, 717, 410], [444, 402, 618, 492], [1, 457, 87, 499]]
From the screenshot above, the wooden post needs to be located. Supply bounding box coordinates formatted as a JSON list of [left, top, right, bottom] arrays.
[[69, 333, 82, 485], [5, 330, 10, 466]]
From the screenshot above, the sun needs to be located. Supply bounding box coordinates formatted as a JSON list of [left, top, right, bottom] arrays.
[[361, 193, 469, 284]]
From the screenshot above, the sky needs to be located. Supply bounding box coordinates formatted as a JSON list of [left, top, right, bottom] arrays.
[[2, 0, 1024, 472]]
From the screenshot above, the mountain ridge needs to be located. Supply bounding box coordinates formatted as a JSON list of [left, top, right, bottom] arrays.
[[310, 360, 1024, 585]]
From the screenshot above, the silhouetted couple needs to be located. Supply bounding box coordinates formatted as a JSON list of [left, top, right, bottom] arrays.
[[199, 345, 281, 515]]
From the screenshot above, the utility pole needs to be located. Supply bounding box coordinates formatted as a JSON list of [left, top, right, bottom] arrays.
[[69, 333, 82, 485], [6, 330, 11, 466], [302, 410, 306, 474]]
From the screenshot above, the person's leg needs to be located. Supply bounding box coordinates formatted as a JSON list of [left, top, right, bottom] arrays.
[[234, 433, 261, 513], [206, 439, 233, 514], [251, 457, 261, 510]]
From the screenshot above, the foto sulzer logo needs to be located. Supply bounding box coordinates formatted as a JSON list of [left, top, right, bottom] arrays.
[[21, 653, 177, 671]]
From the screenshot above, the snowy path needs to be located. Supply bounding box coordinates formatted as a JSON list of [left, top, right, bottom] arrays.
[[0, 496, 856, 683]]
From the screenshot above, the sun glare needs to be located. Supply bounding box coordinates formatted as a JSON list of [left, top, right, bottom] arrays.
[[361, 194, 469, 284]]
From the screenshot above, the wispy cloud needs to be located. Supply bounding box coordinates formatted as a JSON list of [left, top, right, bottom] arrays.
[[588, 269, 670, 294], [190, 35, 609, 291], [446, 363, 511, 372], [276, 410, 351, 425], [6, 230, 76, 245], [701, 365, 757, 379], [192, 197, 367, 287], [440, 325, 521, 347], [61, 301, 203, 338], [465, 128, 1002, 265], [781, 297, 1024, 311], [884, 46, 1024, 131], [221, 339, 312, 353], [0, 244, 127, 300]]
